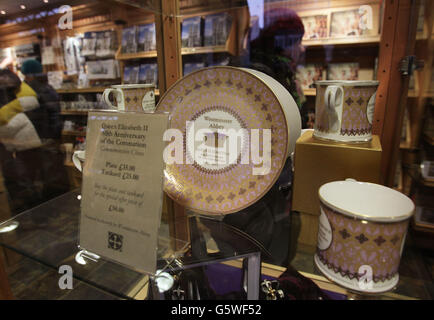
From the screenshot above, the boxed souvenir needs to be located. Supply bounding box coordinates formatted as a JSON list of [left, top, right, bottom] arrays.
[[181, 16, 202, 47], [327, 63, 359, 80], [204, 13, 232, 46], [122, 26, 138, 54], [330, 5, 379, 38], [130, 65, 140, 84], [296, 64, 324, 89], [87, 59, 118, 80], [123, 66, 132, 84], [138, 23, 156, 52], [301, 15, 328, 40], [139, 63, 158, 85], [63, 36, 85, 76], [96, 30, 117, 57], [82, 32, 97, 56]]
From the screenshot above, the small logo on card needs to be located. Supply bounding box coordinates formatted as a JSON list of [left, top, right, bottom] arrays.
[[108, 232, 123, 252]]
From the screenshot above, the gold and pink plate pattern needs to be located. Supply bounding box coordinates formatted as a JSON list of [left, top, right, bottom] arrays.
[[156, 67, 289, 215]]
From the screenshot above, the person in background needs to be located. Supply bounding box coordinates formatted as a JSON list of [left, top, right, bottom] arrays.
[[0, 60, 68, 214], [249, 7, 310, 127], [221, 8, 308, 266]]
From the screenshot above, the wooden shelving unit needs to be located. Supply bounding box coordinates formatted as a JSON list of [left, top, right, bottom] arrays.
[[60, 110, 90, 116]]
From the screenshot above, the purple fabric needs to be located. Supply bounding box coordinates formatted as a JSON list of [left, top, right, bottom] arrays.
[[204, 263, 347, 300]]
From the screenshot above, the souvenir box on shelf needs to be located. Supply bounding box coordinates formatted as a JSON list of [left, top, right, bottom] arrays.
[[329, 4, 380, 38], [138, 23, 156, 52], [181, 16, 203, 48], [301, 15, 328, 40], [298, 3, 380, 44], [82, 32, 97, 56], [121, 26, 138, 54], [203, 13, 232, 46], [139, 63, 158, 85], [86, 59, 119, 80], [95, 30, 118, 58]]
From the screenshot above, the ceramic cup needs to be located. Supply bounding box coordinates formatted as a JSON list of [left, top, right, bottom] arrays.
[[314, 179, 414, 294], [313, 80, 379, 143], [103, 84, 156, 112], [72, 150, 85, 172]]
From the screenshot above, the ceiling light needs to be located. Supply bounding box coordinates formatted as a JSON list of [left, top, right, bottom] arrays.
[[20, 5, 26, 10], [43, 0, 49, 3], [0, 10, 6, 15]]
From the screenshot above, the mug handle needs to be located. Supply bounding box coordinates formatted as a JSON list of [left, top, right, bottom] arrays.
[[324, 85, 343, 132], [103, 88, 125, 111], [72, 151, 85, 172]]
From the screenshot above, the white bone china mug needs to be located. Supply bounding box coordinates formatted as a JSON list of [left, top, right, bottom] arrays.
[[313, 80, 379, 143], [103, 84, 156, 112]]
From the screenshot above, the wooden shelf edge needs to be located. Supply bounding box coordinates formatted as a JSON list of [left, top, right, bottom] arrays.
[[302, 35, 380, 48], [115, 51, 157, 60], [61, 110, 89, 115], [58, 88, 159, 98], [181, 45, 228, 55], [57, 87, 106, 94]]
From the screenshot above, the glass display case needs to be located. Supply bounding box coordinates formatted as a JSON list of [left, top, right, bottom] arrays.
[[0, 0, 433, 300], [0, 191, 265, 300]]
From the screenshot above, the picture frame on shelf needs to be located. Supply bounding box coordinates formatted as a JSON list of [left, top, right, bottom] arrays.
[[301, 15, 328, 40], [296, 64, 324, 89], [330, 4, 379, 38], [327, 63, 359, 80], [86, 59, 118, 80]]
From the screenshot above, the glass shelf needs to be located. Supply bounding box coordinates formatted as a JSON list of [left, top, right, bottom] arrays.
[[0, 190, 263, 299]]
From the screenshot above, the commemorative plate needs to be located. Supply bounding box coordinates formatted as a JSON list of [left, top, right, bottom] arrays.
[[156, 66, 300, 215]]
